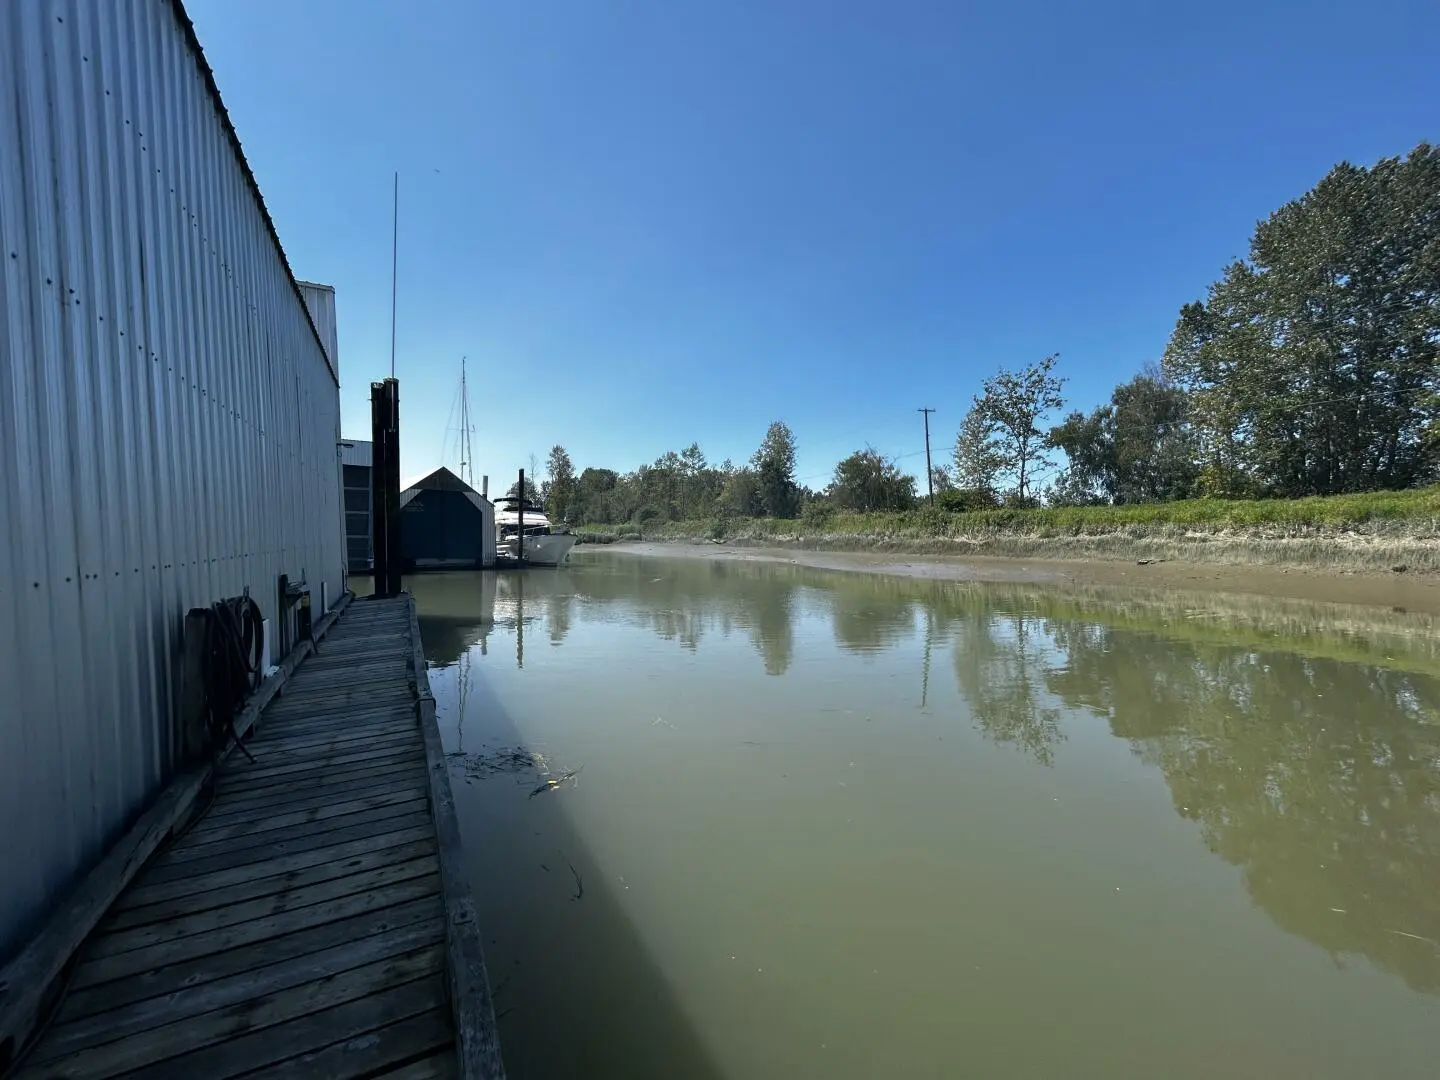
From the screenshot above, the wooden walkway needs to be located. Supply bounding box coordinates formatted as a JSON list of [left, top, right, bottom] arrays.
[[14, 595, 502, 1080]]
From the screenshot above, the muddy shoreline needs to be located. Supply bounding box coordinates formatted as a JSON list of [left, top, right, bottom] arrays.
[[596, 540, 1440, 615]]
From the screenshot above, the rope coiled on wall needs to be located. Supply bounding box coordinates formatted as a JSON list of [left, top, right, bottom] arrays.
[[198, 595, 265, 762]]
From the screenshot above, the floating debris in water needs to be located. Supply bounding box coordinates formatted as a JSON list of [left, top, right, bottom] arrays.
[[529, 765, 584, 798], [449, 746, 549, 780]]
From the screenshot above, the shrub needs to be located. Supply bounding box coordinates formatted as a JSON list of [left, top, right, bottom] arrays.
[[937, 488, 1000, 513], [801, 502, 834, 529]]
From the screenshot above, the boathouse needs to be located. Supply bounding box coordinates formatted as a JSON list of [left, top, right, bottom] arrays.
[[400, 468, 497, 570]]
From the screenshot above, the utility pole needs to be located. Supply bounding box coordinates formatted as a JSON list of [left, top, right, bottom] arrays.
[[918, 408, 937, 505]]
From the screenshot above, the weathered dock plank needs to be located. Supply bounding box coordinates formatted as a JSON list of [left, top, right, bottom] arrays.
[[11, 595, 503, 1079]]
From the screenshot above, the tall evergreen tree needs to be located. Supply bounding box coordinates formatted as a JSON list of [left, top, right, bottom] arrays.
[[751, 421, 800, 517], [544, 445, 577, 522]]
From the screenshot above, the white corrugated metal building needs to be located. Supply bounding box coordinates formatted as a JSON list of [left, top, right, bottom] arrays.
[[0, 0, 345, 961], [296, 280, 339, 385]]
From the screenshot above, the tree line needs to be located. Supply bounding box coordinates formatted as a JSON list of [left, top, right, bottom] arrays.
[[538, 422, 804, 528], [537, 143, 1438, 524]]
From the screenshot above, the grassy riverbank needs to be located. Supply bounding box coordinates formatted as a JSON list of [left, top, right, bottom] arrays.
[[575, 487, 1440, 572]]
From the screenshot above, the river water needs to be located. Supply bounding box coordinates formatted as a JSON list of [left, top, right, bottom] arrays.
[[402, 550, 1440, 1079]]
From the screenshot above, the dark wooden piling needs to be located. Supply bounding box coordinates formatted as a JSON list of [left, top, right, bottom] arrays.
[[9, 595, 502, 1079], [370, 378, 403, 598], [516, 468, 525, 564]]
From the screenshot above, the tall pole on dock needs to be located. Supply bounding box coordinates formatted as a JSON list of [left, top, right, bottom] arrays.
[[918, 407, 936, 505], [517, 468, 526, 564], [390, 172, 398, 379]]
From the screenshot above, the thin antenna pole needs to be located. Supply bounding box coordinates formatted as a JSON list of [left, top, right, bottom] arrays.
[[918, 407, 937, 505], [389, 172, 398, 379]]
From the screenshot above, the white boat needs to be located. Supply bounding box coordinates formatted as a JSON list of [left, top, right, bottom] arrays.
[[494, 496, 577, 566]]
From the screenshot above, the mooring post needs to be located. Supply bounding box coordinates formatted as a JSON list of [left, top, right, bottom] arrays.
[[517, 468, 526, 564], [370, 378, 403, 596], [383, 378, 403, 597], [370, 381, 390, 595]]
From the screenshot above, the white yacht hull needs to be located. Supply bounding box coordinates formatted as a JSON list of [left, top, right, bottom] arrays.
[[503, 532, 577, 566]]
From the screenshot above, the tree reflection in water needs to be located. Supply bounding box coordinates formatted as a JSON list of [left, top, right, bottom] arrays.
[[406, 557, 1440, 994], [947, 588, 1440, 995]]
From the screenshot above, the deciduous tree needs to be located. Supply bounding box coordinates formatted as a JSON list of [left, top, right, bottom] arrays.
[[829, 448, 917, 511], [1049, 369, 1197, 504], [973, 354, 1066, 504], [1164, 143, 1440, 496]]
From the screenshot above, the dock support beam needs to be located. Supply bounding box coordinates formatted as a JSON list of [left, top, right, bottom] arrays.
[[370, 378, 403, 597]]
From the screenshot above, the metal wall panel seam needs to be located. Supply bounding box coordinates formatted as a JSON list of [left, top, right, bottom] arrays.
[[0, 0, 345, 959]]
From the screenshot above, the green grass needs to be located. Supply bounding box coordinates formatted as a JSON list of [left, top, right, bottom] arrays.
[[581, 487, 1439, 537], [572, 487, 1440, 570]]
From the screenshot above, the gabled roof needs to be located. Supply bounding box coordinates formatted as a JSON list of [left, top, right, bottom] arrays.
[[400, 467, 493, 512], [403, 467, 477, 494]]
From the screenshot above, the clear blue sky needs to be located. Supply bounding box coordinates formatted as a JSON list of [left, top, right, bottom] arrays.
[[188, 0, 1439, 490]]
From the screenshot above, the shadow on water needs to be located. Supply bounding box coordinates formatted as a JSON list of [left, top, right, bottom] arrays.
[[405, 571, 726, 1080]]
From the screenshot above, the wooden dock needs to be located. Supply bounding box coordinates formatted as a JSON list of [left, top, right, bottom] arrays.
[[11, 595, 502, 1080]]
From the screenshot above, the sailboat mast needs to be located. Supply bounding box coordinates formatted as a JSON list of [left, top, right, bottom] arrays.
[[458, 356, 472, 487]]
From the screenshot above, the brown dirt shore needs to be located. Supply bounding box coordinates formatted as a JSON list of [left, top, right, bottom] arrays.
[[600, 541, 1440, 615]]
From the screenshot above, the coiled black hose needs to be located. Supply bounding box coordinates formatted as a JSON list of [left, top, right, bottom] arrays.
[[199, 595, 265, 762]]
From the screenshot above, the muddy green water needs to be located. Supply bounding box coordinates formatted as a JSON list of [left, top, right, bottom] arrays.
[[403, 551, 1440, 1079]]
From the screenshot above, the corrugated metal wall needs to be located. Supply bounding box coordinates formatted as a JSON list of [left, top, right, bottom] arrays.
[[296, 280, 338, 384], [0, 0, 345, 960]]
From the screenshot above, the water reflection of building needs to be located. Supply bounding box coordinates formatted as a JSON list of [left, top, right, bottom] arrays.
[[409, 572, 497, 667], [411, 570, 573, 670]]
